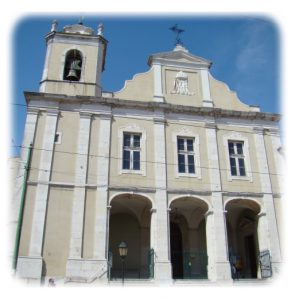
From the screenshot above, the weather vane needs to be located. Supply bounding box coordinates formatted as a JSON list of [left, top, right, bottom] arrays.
[[169, 24, 185, 46]]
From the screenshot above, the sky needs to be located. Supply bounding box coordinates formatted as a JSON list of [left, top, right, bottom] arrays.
[[11, 15, 280, 156]]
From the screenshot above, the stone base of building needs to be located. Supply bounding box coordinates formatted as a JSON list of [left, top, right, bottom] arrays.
[[16, 256, 43, 279], [65, 258, 108, 283], [215, 261, 232, 282], [154, 261, 172, 284]]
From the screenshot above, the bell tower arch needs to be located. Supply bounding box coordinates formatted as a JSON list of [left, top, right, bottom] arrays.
[[39, 20, 107, 97]]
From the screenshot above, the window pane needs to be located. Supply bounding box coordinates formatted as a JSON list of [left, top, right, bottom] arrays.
[[133, 151, 140, 170], [230, 157, 237, 176], [133, 135, 141, 148], [236, 142, 243, 155], [188, 155, 195, 173], [123, 134, 131, 147], [238, 158, 246, 176], [178, 154, 185, 173], [177, 138, 184, 151], [187, 139, 194, 151], [228, 142, 234, 155], [123, 150, 130, 169]]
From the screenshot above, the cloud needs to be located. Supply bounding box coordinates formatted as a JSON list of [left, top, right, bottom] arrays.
[[235, 20, 276, 73]]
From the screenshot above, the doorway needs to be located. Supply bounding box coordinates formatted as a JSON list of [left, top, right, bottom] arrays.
[[108, 194, 152, 279]]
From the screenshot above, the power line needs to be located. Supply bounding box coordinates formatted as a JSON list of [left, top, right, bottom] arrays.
[[11, 143, 283, 177]]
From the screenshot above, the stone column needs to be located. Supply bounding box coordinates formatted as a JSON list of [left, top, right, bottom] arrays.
[[17, 109, 58, 279], [253, 127, 282, 276], [205, 123, 232, 281], [153, 116, 172, 282], [66, 112, 92, 278]]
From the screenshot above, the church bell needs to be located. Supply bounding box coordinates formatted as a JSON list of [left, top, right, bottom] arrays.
[[66, 68, 79, 81]]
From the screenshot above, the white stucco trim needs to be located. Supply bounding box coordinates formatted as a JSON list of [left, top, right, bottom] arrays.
[[153, 64, 165, 102], [109, 192, 155, 210], [200, 69, 213, 107], [172, 126, 201, 179], [168, 194, 211, 211], [117, 123, 147, 176], [222, 131, 253, 182], [54, 131, 62, 144], [224, 197, 262, 213]]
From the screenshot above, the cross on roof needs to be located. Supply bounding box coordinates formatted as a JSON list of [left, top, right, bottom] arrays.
[[169, 24, 185, 46]]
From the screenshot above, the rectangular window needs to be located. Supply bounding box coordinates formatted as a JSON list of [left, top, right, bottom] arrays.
[[177, 137, 195, 174], [122, 133, 141, 171], [228, 141, 246, 176], [54, 132, 62, 144]]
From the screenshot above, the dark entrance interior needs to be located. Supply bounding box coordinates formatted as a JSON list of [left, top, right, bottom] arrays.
[[245, 235, 258, 278], [226, 199, 260, 279], [170, 222, 183, 279]]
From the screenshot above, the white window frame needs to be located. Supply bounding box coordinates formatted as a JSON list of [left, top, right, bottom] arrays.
[[228, 140, 246, 176], [177, 137, 196, 174], [118, 124, 146, 176], [54, 132, 62, 144], [122, 133, 142, 171], [223, 132, 253, 182], [172, 127, 201, 178]]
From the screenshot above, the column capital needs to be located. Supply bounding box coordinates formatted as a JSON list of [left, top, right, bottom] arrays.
[[204, 210, 213, 218], [253, 126, 264, 134], [153, 117, 166, 125], [79, 111, 93, 119], [27, 107, 40, 115], [204, 122, 217, 129], [98, 113, 112, 120], [257, 211, 267, 218], [46, 108, 60, 116]]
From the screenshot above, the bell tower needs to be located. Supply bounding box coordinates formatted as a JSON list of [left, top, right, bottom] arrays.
[[39, 20, 107, 97]]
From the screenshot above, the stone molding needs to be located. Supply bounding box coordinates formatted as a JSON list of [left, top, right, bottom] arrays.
[[24, 91, 281, 123]]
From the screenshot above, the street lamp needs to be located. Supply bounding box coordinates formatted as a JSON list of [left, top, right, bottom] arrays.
[[118, 241, 128, 285]]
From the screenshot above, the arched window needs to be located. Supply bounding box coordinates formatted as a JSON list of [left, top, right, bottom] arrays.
[[63, 50, 82, 81]]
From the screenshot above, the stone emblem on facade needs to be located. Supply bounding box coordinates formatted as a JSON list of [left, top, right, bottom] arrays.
[[171, 70, 194, 96]]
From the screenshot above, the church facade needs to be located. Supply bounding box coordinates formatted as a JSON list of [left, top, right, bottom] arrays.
[[13, 20, 283, 285]]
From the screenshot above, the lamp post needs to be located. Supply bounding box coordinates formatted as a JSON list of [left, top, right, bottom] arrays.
[[118, 241, 128, 286]]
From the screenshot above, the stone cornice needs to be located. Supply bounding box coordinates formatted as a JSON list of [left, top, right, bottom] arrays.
[[24, 91, 281, 123]]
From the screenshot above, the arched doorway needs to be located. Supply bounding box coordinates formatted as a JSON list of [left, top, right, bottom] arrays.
[[169, 197, 209, 279], [108, 193, 152, 279], [225, 199, 260, 279]]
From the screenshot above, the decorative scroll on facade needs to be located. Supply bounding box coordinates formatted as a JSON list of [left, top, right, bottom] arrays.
[[171, 71, 194, 96]]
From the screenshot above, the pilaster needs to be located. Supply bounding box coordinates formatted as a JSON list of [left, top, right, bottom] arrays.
[[68, 112, 92, 259], [153, 116, 172, 282], [153, 64, 165, 102], [253, 127, 282, 275], [201, 69, 213, 107], [93, 113, 112, 263], [205, 123, 232, 281], [13, 108, 39, 234], [18, 109, 58, 279]]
